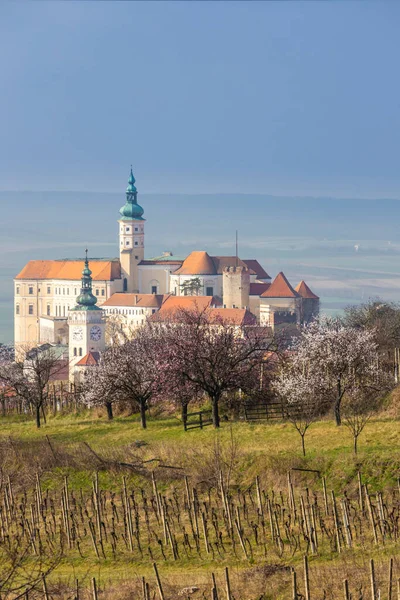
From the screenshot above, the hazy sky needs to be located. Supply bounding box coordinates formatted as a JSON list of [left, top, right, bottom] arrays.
[[1, 2, 400, 198]]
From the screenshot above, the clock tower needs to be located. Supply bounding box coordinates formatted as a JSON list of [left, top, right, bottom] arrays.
[[118, 167, 145, 292], [68, 251, 106, 380]]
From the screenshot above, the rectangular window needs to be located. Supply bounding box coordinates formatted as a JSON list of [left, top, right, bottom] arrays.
[[75, 288, 77, 295], [151, 285, 157, 294], [47, 286, 51, 294], [134, 241, 138, 246], [47, 304, 51, 316], [135, 227, 138, 232], [74, 348, 77, 356], [135, 255, 139, 260], [16, 286, 20, 294], [63, 288, 65, 295], [67, 288, 69, 295], [16, 304, 20, 315], [101, 289, 105, 296], [28, 286, 33, 295], [206, 287, 213, 296], [126, 240, 130, 246], [79, 348, 83, 356], [96, 289, 99, 296], [28, 304, 34, 315]]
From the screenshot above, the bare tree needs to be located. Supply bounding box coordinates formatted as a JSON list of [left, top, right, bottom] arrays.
[[0, 345, 66, 428], [160, 307, 277, 428], [274, 363, 328, 456], [342, 387, 379, 454]]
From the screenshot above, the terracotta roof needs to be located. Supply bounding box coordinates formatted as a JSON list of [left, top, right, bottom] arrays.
[[174, 252, 217, 275], [76, 351, 100, 367], [261, 272, 299, 298], [242, 260, 271, 280], [295, 281, 319, 300], [250, 282, 271, 296], [156, 295, 222, 317], [15, 259, 121, 281], [209, 308, 257, 326], [211, 256, 252, 274], [102, 293, 168, 308]]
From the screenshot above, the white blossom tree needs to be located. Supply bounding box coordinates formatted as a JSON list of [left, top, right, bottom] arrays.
[[292, 318, 387, 426]]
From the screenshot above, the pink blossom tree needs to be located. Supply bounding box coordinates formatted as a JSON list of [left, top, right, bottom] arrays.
[[160, 307, 277, 428], [83, 325, 165, 428]]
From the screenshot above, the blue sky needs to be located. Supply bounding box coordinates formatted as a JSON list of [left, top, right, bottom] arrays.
[[1, 1, 400, 198]]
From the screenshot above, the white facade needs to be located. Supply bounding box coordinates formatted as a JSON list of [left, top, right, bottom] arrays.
[[68, 309, 106, 378]]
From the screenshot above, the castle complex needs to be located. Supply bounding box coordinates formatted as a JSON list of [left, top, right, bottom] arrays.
[[14, 169, 319, 379]]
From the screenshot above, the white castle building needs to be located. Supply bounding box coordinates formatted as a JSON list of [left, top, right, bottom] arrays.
[[14, 168, 319, 370]]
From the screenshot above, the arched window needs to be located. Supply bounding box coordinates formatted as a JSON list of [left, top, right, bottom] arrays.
[[74, 348, 77, 356]]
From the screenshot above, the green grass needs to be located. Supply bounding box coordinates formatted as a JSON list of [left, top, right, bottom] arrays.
[[1, 410, 399, 598]]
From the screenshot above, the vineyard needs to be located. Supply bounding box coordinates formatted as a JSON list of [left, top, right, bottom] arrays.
[[0, 412, 398, 599]]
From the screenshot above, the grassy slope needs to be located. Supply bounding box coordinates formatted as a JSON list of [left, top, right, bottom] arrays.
[[1, 412, 399, 597]]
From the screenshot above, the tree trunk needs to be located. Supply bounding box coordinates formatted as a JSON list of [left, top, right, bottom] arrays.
[[334, 378, 343, 426], [140, 399, 147, 429], [354, 435, 358, 455], [35, 404, 41, 429], [211, 395, 220, 428], [181, 402, 188, 428], [301, 434, 306, 457], [106, 401, 113, 420]]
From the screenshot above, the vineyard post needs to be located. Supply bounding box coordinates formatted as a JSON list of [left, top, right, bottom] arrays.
[[153, 562, 165, 600], [388, 557, 393, 600], [304, 555, 310, 600], [225, 566, 232, 600], [343, 579, 350, 600], [291, 568, 298, 600], [370, 558, 377, 600]]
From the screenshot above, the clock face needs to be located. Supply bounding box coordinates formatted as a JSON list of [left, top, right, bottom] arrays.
[[90, 325, 102, 342], [72, 327, 83, 341]]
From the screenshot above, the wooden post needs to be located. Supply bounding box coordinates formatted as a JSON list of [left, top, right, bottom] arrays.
[[304, 555, 310, 600], [291, 569, 298, 600], [200, 412, 203, 429], [370, 558, 376, 600], [153, 563, 165, 600], [388, 557, 394, 600], [42, 575, 49, 600], [225, 567, 232, 600], [92, 578, 98, 600]]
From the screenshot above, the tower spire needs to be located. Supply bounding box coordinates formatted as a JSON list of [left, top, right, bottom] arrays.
[[73, 251, 100, 310], [119, 166, 144, 220]]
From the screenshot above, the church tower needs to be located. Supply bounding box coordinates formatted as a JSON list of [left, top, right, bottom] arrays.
[[68, 251, 106, 380], [119, 168, 145, 292]]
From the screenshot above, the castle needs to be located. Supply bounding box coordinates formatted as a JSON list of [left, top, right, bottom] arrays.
[[14, 168, 319, 379]]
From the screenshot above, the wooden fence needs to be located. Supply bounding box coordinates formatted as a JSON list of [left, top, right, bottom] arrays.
[[183, 409, 213, 431]]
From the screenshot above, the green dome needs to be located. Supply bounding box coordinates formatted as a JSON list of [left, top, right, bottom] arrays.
[[119, 167, 145, 221], [72, 251, 100, 311]]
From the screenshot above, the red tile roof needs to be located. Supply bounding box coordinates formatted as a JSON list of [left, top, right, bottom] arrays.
[[157, 295, 221, 316], [261, 272, 299, 298], [209, 308, 257, 326], [173, 252, 270, 278], [295, 281, 319, 300], [102, 293, 168, 308], [250, 282, 271, 296], [15, 260, 121, 281], [76, 351, 100, 367], [174, 252, 217, 275], [242, 260, 271, 280]]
